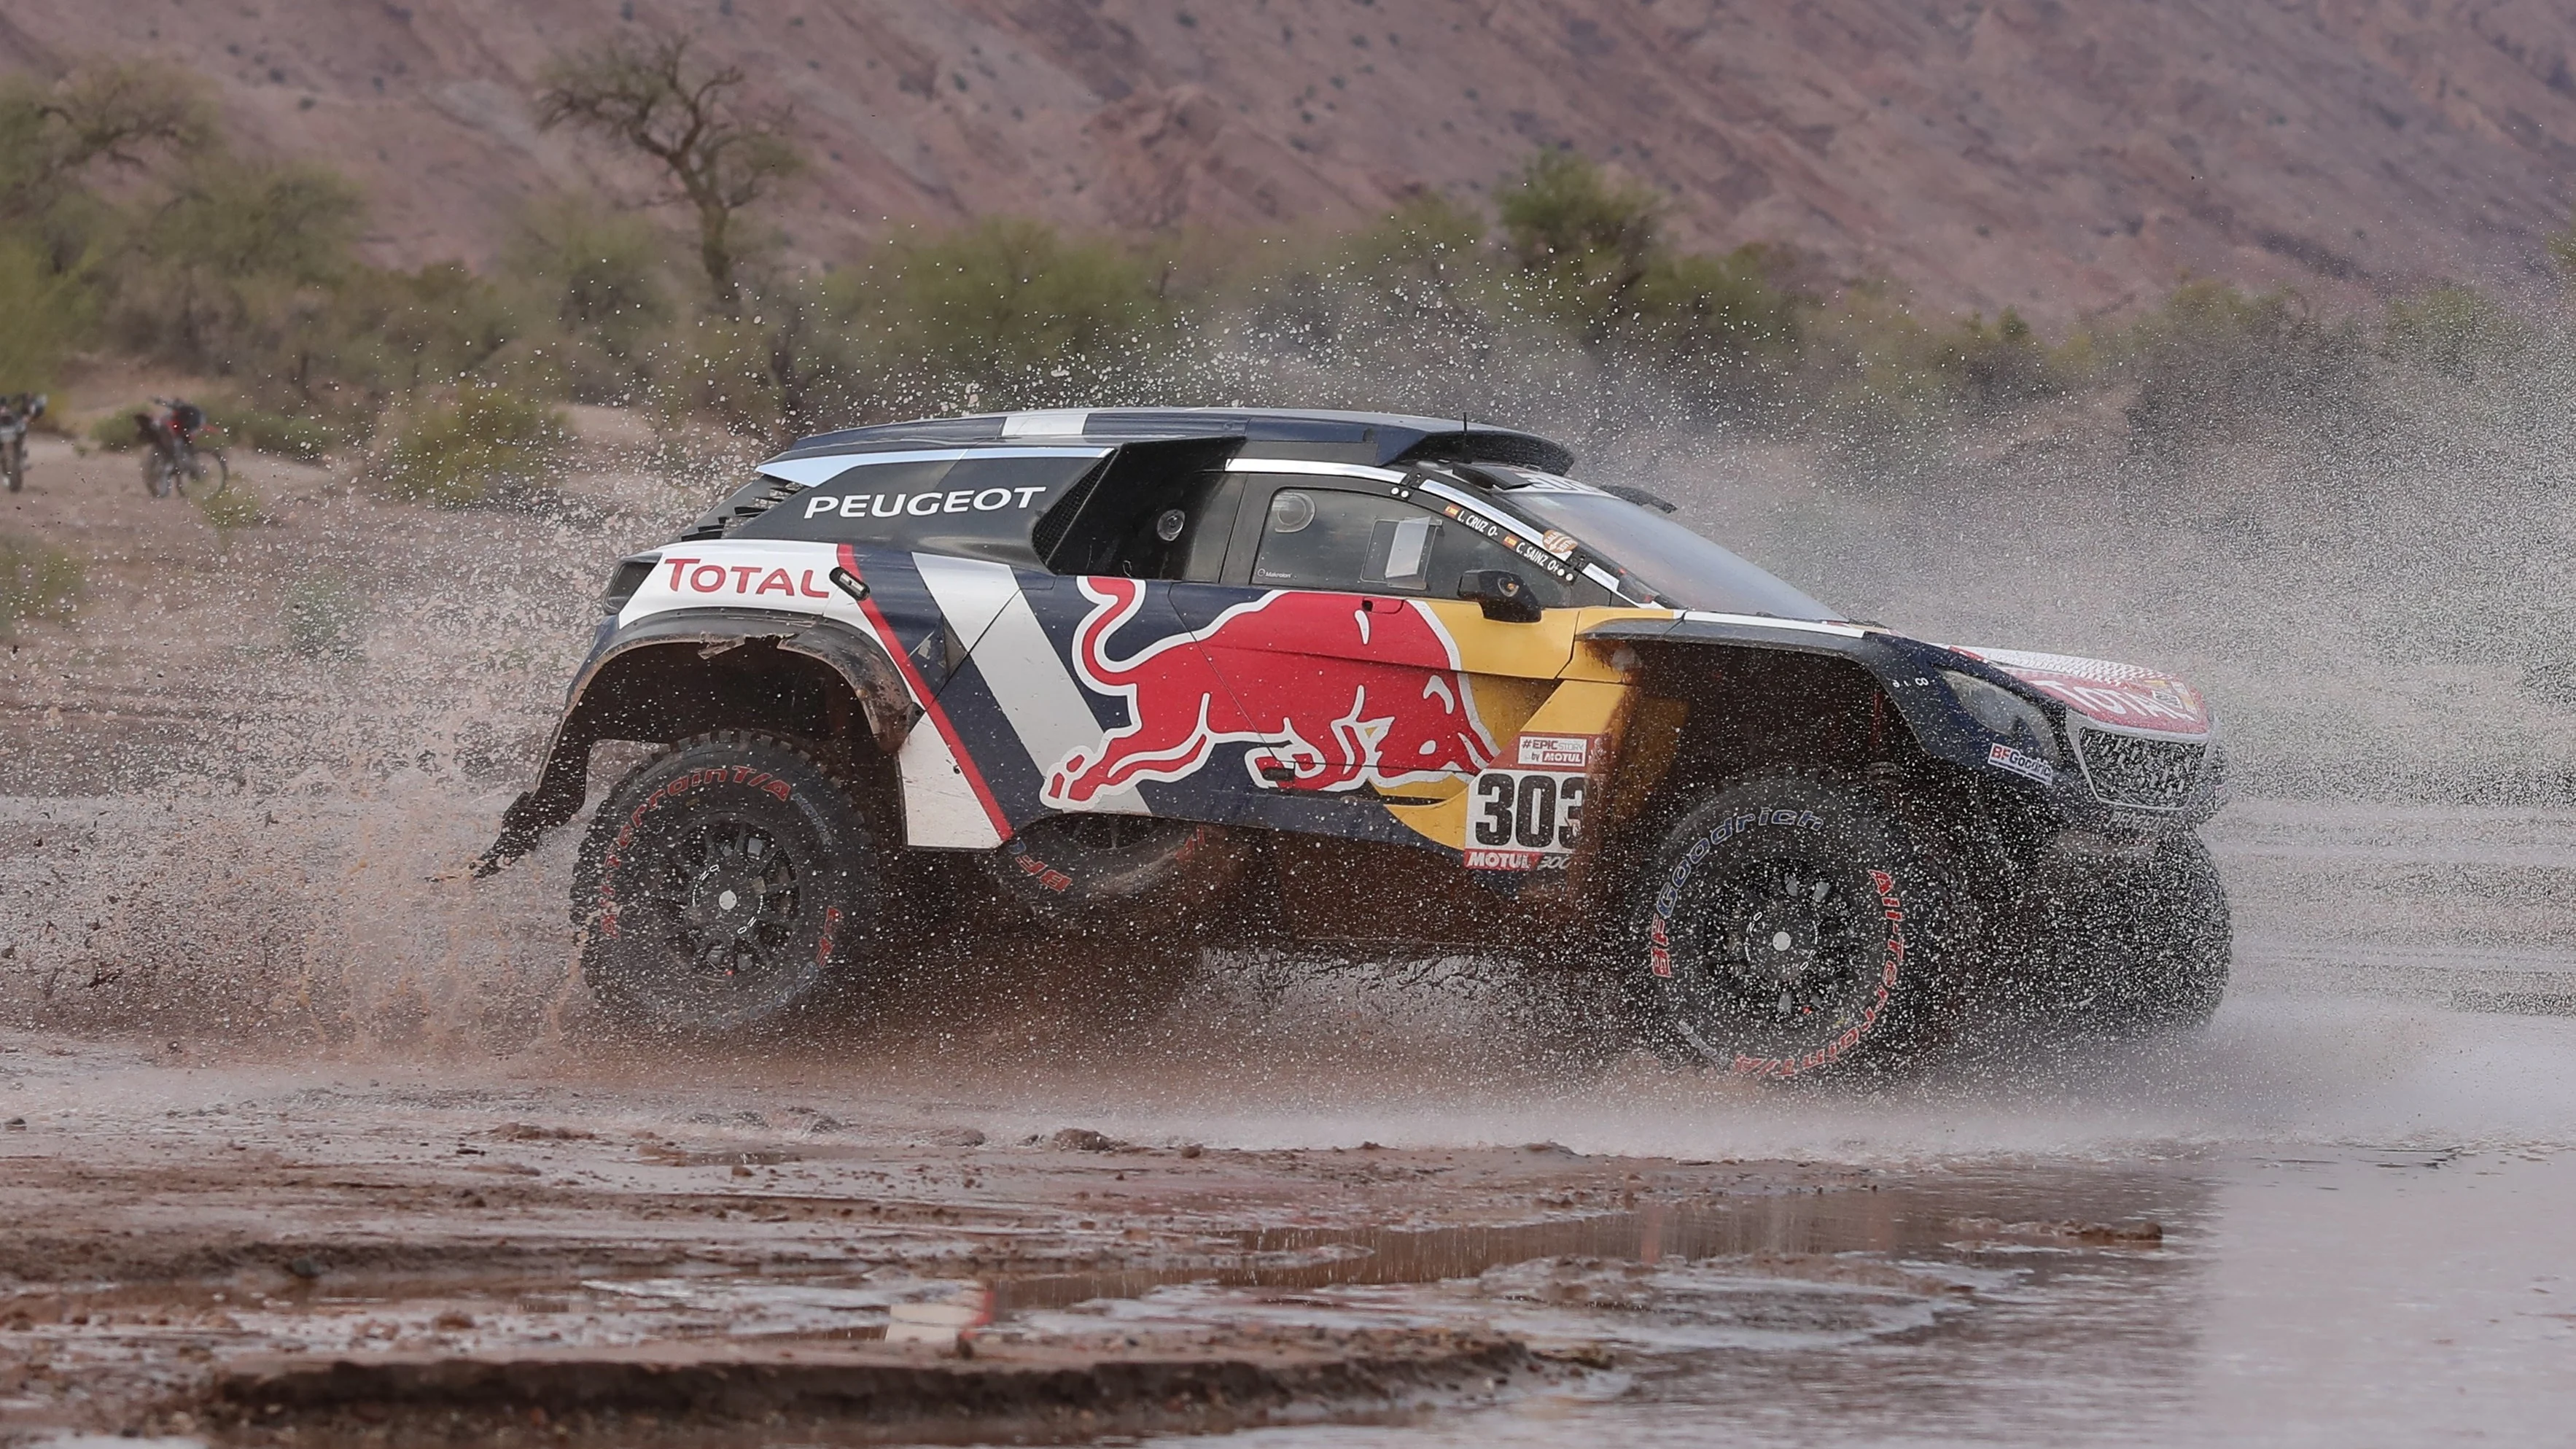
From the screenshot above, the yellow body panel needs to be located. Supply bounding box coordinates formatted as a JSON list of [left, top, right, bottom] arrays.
[[1385, 605, 1678, 849]]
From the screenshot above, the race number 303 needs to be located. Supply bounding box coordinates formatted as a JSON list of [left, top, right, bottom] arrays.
[[1471, 769, 1588, 855]]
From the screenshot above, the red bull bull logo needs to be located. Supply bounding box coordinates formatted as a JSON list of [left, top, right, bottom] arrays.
[[1046, 578, 1496, 807]]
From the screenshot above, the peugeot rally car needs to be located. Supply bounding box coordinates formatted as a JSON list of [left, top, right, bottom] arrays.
[[481, 408, 2228, 1078]]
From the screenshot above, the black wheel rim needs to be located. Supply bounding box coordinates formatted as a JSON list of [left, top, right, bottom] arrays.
[[628, 815, 808, 1004], [1661, 850, 1883, 1060]]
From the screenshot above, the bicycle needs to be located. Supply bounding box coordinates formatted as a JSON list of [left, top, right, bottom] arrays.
[[136, 397, 228, 499]]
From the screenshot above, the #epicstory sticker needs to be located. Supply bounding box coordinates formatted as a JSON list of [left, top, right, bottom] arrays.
[[1513, 733, 1595, 770]]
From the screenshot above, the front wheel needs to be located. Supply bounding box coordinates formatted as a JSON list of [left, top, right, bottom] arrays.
[[1622, 774, 1959, 1081], [3, 438, 22, 492], [142, 450, 176, 498], [2031, 834, 2230, 1037], [573, 731, 884, 1038]]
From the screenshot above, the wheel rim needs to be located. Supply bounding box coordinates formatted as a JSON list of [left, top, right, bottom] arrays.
[[629, 815, 808, 1005], [1660, 850, 1886, 1060]]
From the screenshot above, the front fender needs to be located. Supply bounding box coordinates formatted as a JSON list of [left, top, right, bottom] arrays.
[[1577, 613, 2106, 815]]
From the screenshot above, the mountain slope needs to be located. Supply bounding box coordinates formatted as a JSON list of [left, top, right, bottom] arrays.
[[4, 0, 2573, 321]]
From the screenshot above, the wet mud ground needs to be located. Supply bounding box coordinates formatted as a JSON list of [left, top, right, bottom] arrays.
[[1, 1014, 2572, 1448], [7, 437, 2576, 1444]]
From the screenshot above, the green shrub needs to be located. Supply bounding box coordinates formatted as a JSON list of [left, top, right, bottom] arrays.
[[378, 382, 574, 507], [2113, 280, 2365, 454], [1494, 149, 1667, 348], [0, 236, 87, 392], [213, 404, 351, 461], [196, 484, 268, 536], [87, 408, 143, 451], [829, 218, 1171, 410], [2382, 283, 2522, 381], [0, 530, 82, 635]]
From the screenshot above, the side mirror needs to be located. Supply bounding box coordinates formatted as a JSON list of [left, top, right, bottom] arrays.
[[1458, 569, 1542, 623]]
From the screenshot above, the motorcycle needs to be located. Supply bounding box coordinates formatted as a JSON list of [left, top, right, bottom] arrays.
[[0, 392, 43, 493], [136, 397, 227, 499]]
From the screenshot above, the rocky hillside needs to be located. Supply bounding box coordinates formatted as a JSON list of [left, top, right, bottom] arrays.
[[4, 0, 2574, 322]]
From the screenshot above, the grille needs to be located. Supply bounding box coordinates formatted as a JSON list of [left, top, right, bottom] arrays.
[[2073, 726, 2207, 810]]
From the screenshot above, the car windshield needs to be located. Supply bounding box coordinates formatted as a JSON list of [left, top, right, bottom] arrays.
[[1482, 470, 1839, 620]]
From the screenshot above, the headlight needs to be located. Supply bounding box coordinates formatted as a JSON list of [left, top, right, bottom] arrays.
[[1940, 670, 2063, 764]]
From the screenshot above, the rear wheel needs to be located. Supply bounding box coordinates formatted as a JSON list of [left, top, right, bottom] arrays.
[[183, 447, 228, 498], [1623, 773, 1958, 1081], [574, 731, 883, 1037]]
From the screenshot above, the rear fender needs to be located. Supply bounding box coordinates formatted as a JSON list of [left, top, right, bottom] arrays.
[[475, 610, 919, 874]]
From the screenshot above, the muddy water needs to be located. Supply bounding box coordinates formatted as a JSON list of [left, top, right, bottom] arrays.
[[1097, 1149, 2576, 1449]]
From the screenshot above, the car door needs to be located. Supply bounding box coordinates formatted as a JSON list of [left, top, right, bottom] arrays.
[[1156, 470, 1600, 849]]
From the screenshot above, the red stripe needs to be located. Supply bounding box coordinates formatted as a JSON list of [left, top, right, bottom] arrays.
[[837, 544, 1011, 842]]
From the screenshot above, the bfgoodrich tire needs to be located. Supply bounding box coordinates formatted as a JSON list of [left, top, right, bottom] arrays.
[[1627, 774, 1958, 1081], [2044, 833, 2230, 1036], [573, 731, 882, 1037]]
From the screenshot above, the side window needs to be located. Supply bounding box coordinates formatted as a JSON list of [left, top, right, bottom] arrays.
[[1251, 486, 1578, 605], [1252, 489, 1441, 592], [1031, 437, 1248, 581], [1423, 509, 1580, 607]]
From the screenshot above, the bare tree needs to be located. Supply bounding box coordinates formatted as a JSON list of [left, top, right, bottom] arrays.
[[0, 61, 214, 213], [534, 28, 799, 311]]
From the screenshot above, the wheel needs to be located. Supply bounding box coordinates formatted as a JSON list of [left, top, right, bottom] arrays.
[[1622, 772, 1959, 1081], [2035, 833, 2230, 1036], [3, 438, 21, 492], [142, 451, 174, 498], [572, 731, 884, 1037]]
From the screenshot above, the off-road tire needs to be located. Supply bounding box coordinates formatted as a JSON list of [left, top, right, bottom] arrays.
[[3, 438, 22, 492], [572, 731, 883, 1038], [143, 451, 175, 498], [1622, 772, 1958, 1081], [2037, 833, 2230, 1036]]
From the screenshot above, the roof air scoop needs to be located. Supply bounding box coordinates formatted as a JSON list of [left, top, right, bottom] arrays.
[[1001, 410, 1093, 438]]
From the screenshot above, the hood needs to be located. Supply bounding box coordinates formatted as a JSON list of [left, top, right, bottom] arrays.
[[1947, 646, 2211, 737]]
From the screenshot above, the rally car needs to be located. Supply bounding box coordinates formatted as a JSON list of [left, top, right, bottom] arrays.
[[480, 408, 2228, 1078]]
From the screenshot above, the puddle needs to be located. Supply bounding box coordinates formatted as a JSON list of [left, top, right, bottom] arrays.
[[992, 1178, 2164, 1315], [976, 1188, 2145, 1358]]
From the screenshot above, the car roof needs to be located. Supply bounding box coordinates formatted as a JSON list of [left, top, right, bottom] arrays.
[[768, 407, 1576, 475]]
